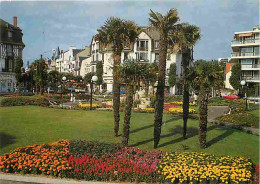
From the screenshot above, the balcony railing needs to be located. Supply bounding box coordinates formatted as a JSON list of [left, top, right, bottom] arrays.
[[137, 47, 148, 51], [241, 64, 260, 69], [241, 76, 260, 81], [231, 52, 260, 57], [231, 39, 260, 45]]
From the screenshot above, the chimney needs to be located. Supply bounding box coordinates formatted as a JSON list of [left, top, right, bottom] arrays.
[[13, 16, 17, 27]]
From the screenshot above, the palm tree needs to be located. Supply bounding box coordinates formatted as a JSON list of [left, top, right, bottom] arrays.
[[149, 9, 179, 148], [177, 24, 200, 139], [192, 60, 223, 148], [48, 70, 61, 93], [119, 61, 145, 146], [96, 17, 139, 137]]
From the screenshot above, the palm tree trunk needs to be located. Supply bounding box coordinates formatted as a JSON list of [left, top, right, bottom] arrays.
[[154, 33, 168, 148], [122, 84, 134, 146], [113, 54, 121, 137], [182, 48, 191, 139], [145, 81, 149, 97], [198, 88, 209, 148]]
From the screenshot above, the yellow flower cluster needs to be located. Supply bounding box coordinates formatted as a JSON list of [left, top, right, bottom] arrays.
[[168, 107, 196, 114], [170, 101, 194, 106], [158, 152, 253, 184], [78, 104, 99, 108], [133, 108, 155, 113]]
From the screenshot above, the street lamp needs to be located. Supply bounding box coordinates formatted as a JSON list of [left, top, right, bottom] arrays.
[[240, 80, 248, 111], [61, 76, 66, 108], [90, 75, 98, 110]]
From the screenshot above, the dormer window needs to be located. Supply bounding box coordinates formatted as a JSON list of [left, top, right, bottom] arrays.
[[8, 31, 12, 38], [155, 41, 159, 49]]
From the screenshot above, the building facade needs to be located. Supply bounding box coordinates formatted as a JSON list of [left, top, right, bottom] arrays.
[[55, 46, 83, 73], [81, 27, 182, 94], [0, 17, 25, 93], [231, 26, 260, 85]]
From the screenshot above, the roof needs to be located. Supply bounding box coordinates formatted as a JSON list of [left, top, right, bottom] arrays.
[[72, 49, 83, 56], [0, 18, 25, 46], [140, 27, 160, 40]]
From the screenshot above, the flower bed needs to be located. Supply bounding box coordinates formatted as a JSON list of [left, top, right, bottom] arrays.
[[133, 108, 155, 113], [0, 140, 256, 183], [0, 140, 71, 177], [78, 103, 100, 110], [168, 107, 196, 114], [170, 101, 194, 106], [158, 152, 253, 184]]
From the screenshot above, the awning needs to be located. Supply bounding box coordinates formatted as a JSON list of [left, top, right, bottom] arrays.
[[234, 33, 253, 38]]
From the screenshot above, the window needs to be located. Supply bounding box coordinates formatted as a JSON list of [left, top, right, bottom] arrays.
[[241, 59, 252, 65], [139, 52, 148, 60], [92, 55, 94, 62], [140, 41, 145, 48], [96, 54, 98, 61], [124, 52, 128, 60], [155, 53, 159, 62], [155, 41, 159, 49], [1, 59, 5, 71], [8, 59, 13, 72], [8, 31, 12, 38], [7, 45, 12, 56]]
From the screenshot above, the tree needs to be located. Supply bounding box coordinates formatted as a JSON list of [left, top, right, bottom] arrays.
[[96, 61, 103, 91], [229, 63, 242, 90], [96, 17, 139, 137], [149, 8, 180, 148], [143, 62, 158, 96], [168, 63, 176, 88], [84, 72, 95, 84], [192, 60, 223, 148], [119, 61, 146, 146], [170, 23, 201, 139], [48, 70, 61, 93], [14, 57, 24, 93], [30, 59, 48, 95]]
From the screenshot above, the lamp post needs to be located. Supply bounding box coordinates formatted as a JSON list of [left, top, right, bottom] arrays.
[[61, 76, 66, 108], [240, 80, 248, 111], [90, 75, 98, 110]]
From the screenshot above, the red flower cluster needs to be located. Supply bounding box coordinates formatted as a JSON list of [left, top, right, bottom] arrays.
[[68, 147, 164, 182], [253, 165, 259, 184]]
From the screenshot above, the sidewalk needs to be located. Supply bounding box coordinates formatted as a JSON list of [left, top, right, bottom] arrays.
[[0, 173, 129, 184]]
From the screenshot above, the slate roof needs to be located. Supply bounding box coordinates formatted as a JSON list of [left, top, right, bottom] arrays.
[[0, 18, 25, 46]]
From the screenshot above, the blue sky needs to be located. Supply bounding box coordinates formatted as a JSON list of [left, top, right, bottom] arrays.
[[0, 0, 259, 66]]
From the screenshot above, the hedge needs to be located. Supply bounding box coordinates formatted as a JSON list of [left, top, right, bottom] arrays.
[[0, 96, 50, 107]]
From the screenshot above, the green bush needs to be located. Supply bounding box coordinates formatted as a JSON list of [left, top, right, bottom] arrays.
[[0, 96, 50, 107], [69, 140, 123, 157], [218, 112, 259, 128], [208, 97, 231, 106], [164, 95, 182, 103]]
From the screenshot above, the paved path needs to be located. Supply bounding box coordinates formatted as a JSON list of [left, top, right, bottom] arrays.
[[207, 106, 229, 122], [0, 173, 129, 184]]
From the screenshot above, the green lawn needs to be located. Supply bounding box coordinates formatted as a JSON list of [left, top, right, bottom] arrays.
[[0, 106, 259, 163]]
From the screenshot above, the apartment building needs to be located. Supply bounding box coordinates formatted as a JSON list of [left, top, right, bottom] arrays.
[[81, 27, 182, 94], [230, 26, 260, 87], [55, 46, 83, 73], [0, 17, 25, 93]]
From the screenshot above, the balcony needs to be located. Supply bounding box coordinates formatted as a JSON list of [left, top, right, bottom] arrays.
[[241, 75, 260, 82], [231, 39, 260, 45], [231, 52, 260, 59], [241, 64, 260, 70], [137, 47, 148, 51]]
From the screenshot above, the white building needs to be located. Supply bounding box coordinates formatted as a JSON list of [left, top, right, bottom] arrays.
[[82, 27, 182, 94], [55, 46, 83, 73], [230, 26, 260, 94]]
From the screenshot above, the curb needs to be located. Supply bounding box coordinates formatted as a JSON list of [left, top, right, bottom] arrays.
[[0, 173, 129, 184]]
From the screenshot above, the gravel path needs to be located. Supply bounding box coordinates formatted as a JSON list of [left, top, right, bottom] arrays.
[[207, 106, 229, 122]]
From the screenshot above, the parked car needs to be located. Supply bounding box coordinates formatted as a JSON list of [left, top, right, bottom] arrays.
[[222, 94, 239, 100]]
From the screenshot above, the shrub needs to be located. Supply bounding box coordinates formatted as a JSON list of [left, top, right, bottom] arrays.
[[164, 95, 182, 103], [0, 96, 50, 107], [69, 140, 123, 157], [133, 108, 155, 113], [168, 107, 196, 114], [217, 112, 259, 128]]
